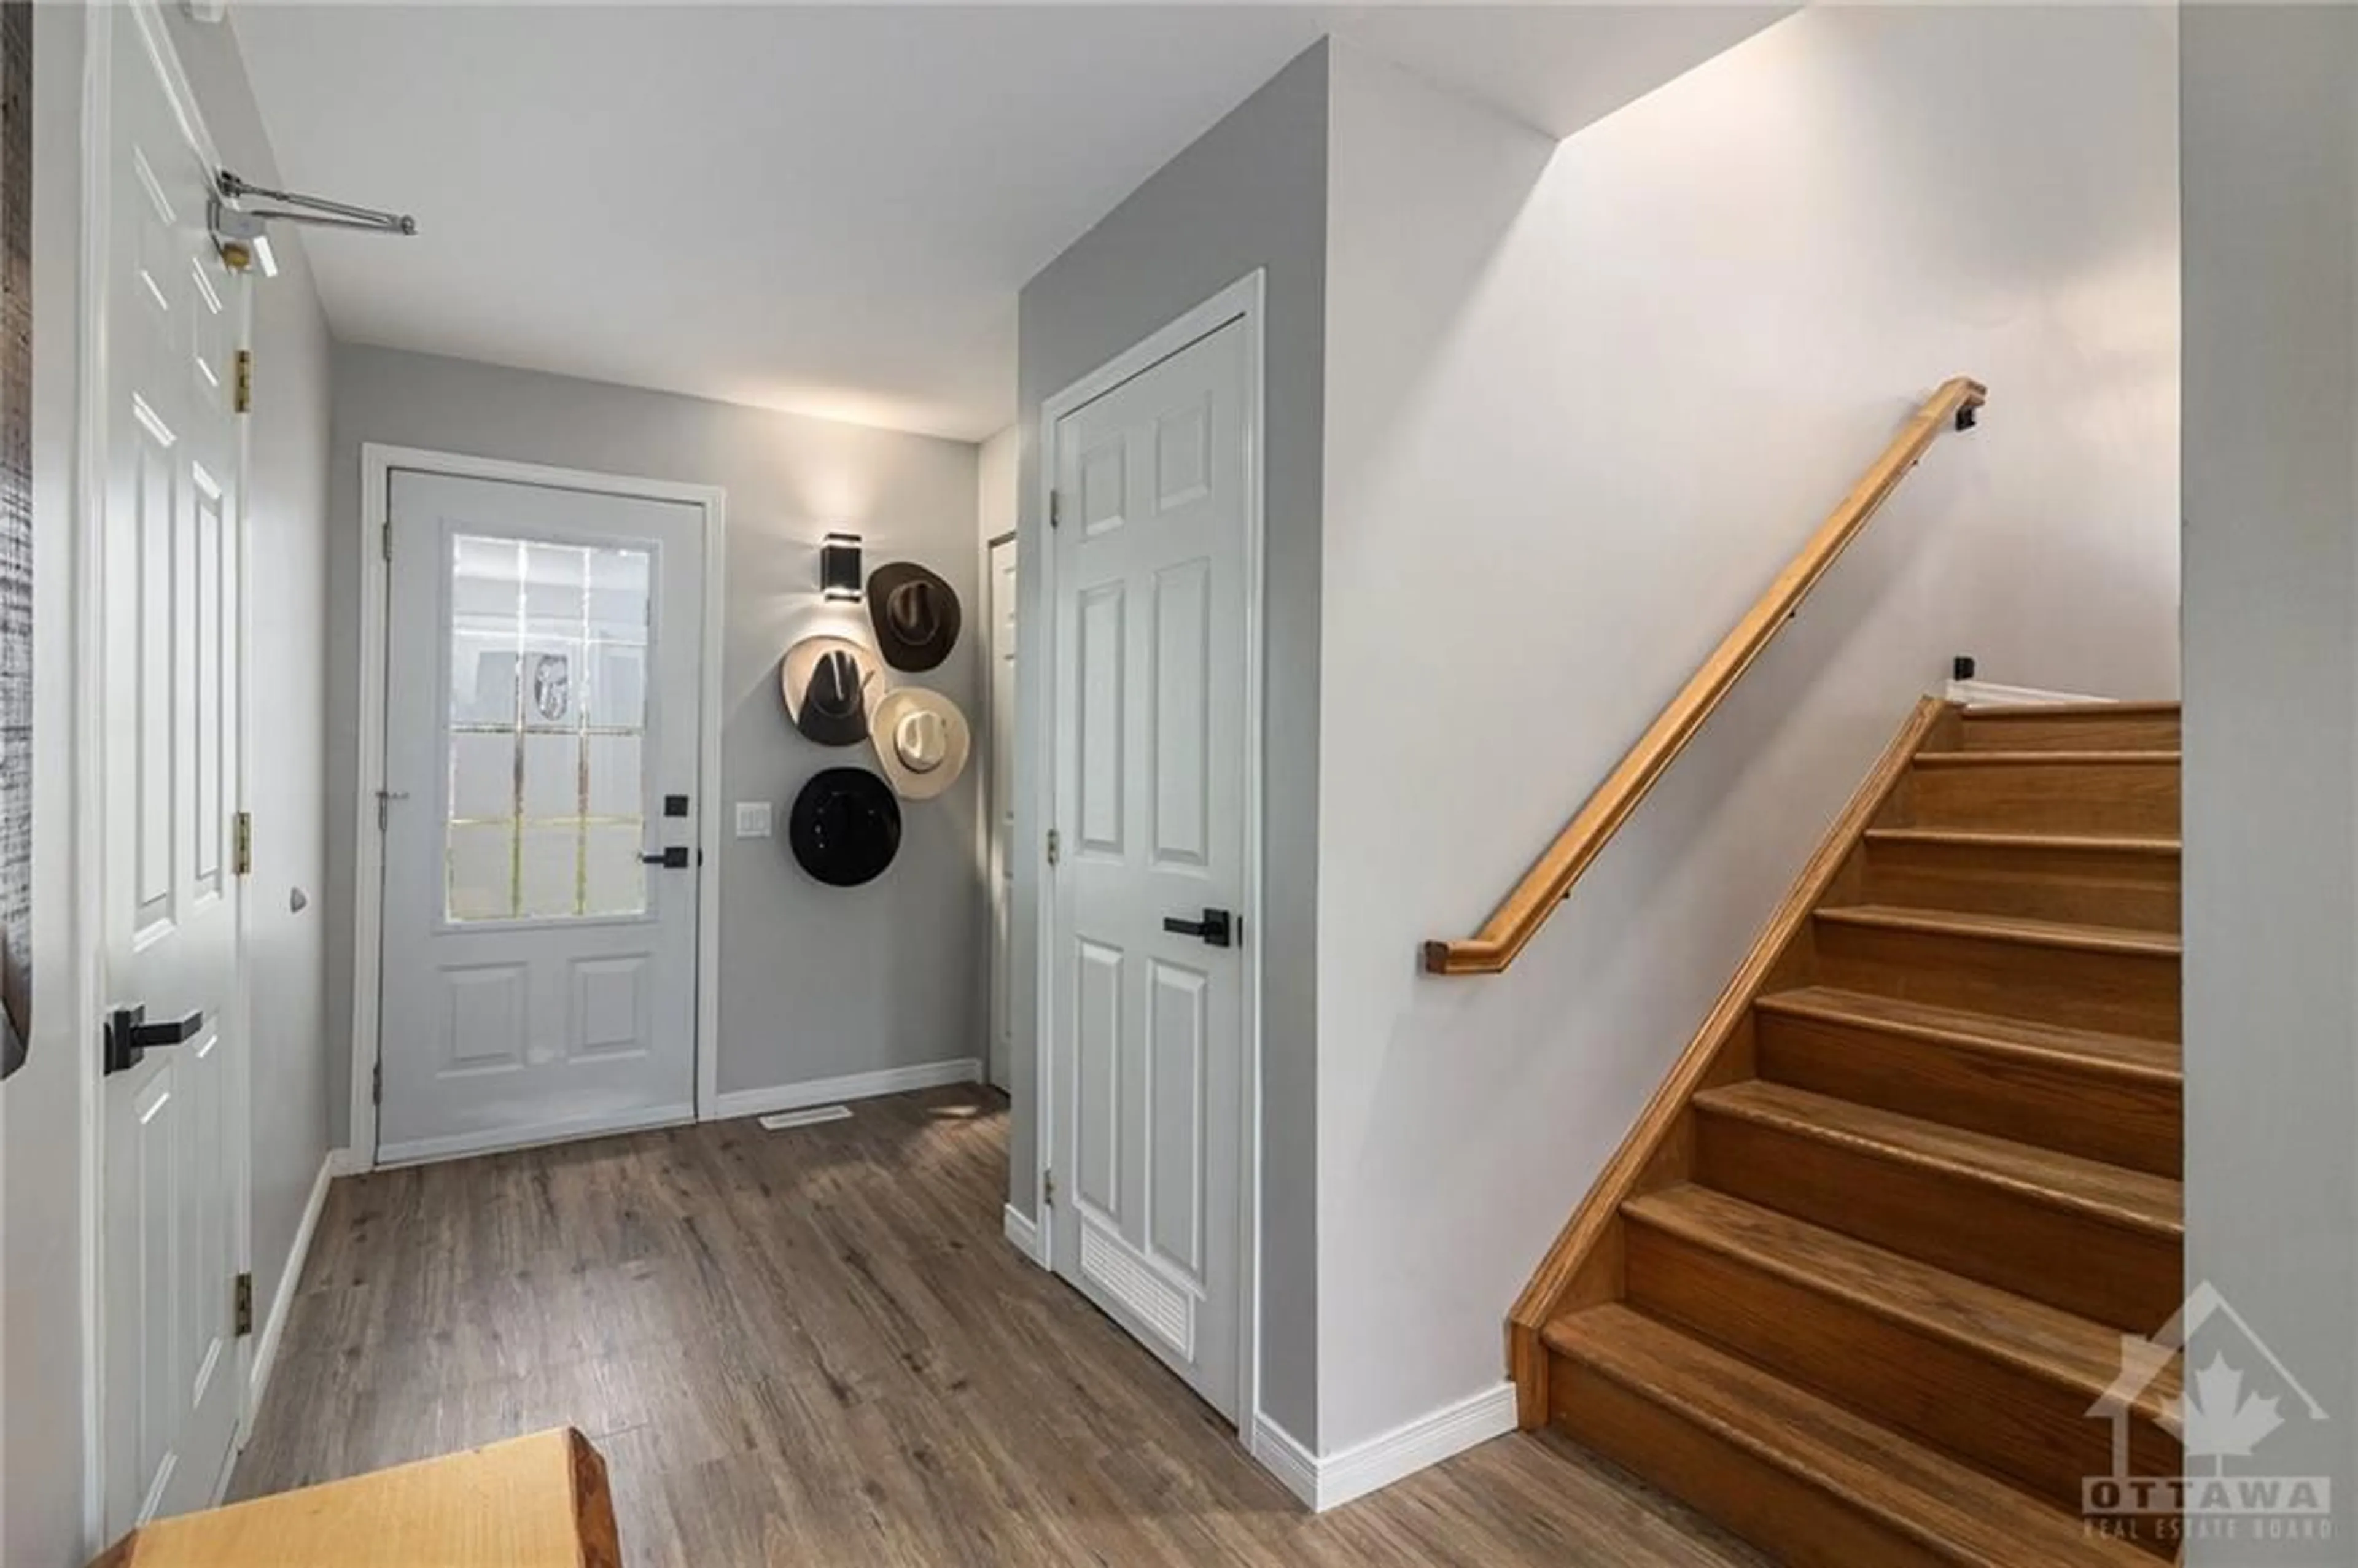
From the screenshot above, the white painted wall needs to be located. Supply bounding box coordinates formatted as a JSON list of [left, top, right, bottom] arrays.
[[2, 9, 335, 1560], [1315, 9, 2179, 1450], [2182, 8, 2357, 1556]]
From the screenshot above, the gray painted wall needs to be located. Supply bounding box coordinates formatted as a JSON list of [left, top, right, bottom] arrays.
[[4, 9, 334, 1560], [325, 347, 984, 1136], [2182, 9, 2357, 1557], [1012, 41, 1328, 1446]]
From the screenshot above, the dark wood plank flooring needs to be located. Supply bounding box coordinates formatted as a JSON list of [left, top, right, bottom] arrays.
[[233, 1086, 1763, 1566]]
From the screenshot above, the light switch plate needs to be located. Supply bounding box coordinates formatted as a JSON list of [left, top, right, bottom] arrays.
[[734, 801, 773, 839]]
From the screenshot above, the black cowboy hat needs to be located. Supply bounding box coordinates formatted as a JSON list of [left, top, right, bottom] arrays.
[[788, 767, 903, 887], [865, 561, 962, 672]]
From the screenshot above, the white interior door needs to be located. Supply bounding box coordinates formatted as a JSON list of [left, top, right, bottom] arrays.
[[1049, 317, 1250, 1419], [97, 3, 249, 1531], [986, 534, 1017, 1092], [375, 472, 703, 1165]]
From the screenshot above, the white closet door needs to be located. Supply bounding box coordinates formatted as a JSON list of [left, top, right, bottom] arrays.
[[96, 4, 249, 1529], [1049, 317, 1249, 1418]]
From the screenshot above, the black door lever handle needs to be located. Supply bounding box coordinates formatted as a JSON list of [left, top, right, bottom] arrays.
[[104, 1005, 203, 1076], [1162, 908, 1235, 948], [640, 847, 691, 869]]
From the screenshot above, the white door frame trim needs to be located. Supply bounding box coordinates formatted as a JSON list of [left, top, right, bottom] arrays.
[[979, 527, 1015, 1092], [347, 444, 728, 1168], [77, 0, 261, 1535], [1032, 270, 1267, 1441], [74, 3, 117, 1543]]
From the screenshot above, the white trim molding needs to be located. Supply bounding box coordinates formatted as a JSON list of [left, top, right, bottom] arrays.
[[1248, 1415, 1323, 1510], [709, 1058, 982, 1124], [376, 1104, 695, 1170], [244, 1156, 335, 1427], [322, 1147, 370, 1179], [1001, 1203, 1043, 1266], [1252, 1383, 1519, 1512], [348, 445, 728, 1171], [1945, 677, 2112, 708]]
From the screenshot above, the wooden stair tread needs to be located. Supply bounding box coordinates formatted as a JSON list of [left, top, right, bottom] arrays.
[[1622, 1184, 2181, 1421], [1754, 986, 2180, 1081], [1543, 1305, 2157, 1568], [1691, 1081, 2183, 1236], [1864, 827, 2181, 855], [1813, 904, 2181, 958], [1912, 750, 2180, 767]]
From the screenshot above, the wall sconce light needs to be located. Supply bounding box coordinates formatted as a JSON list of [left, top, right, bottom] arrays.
[[820, 532, 863, 602]]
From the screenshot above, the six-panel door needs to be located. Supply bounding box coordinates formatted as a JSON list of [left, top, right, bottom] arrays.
[[98, 4, 249, 1529], [1049, 318, 1249, 1418]]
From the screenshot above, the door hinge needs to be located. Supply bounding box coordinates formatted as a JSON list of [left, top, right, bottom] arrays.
[[1045, 828, 1060, 866], [233, 349, 253, 414], [233, 1272, 254, 1337], [380, 521, 392, 562], [371, 1062, 382, 1105], [1048, 489, 1061, 530], [232, 810, 252, 876], [1043, 1170, 1055, 1207]]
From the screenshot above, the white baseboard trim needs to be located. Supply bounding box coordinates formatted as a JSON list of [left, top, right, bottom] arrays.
[[323, 1146, 370, 1178], [1002, 1203, 1043, 1265], [1946, 678, 2111, 708], [246, 1155, 334, 1422], [1250, 1413, 1323, 1510], [1253, 1382, 1519, 1512], [710, 1058, 982, 1122], [376, 1103, 696, 1168]]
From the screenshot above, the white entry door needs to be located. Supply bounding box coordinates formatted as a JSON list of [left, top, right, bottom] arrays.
[[376, 472, 704, 1165], [1048, 316, 1250, 1419], [986, 534, 1017, 1092], [96, 2, 250, 1531]]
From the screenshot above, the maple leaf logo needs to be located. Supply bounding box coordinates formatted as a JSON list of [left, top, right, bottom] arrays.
[[2171, 1354, 2286, 1460]]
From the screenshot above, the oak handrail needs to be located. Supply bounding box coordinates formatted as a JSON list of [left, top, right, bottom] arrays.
[[1421, 376, 1988, 976]]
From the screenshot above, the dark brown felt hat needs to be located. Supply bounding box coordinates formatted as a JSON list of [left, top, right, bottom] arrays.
[[865, 562, 962, 672]]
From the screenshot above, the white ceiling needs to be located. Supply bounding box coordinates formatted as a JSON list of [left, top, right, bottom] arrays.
[[230, 5, 1788, 442]]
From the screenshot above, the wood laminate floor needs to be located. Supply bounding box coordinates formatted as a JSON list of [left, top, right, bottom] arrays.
[[233, 1086, 1765, 1566]]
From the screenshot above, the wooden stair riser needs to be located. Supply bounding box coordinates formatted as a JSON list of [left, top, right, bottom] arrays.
[[1950, 709, 2181, 753], [1623, 1219, 2182, 1516], [1545, 1305, 2163, 1568], [1811, 918, 2180, 1041], [1859, 836, 2180, 933], [1693, 1110, 2181, 1332], [1547, 1356, 1963, 1568], [1901, 758, 2179, 837], [1754, 1010, 2181, 1176]]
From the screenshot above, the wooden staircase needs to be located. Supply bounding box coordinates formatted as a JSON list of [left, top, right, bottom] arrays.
[[1517, 699, 2183, 1566]]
